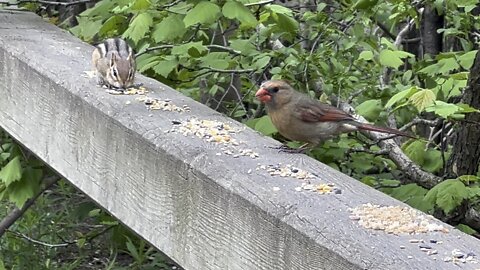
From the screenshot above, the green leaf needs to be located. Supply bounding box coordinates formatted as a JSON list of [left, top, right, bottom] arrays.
[[229, 39, 257, 55], [402, 140, 426, 165], [80, 0, 115, 17], [125, 237, 140, 261], [88, 209, 101, 217], [172, 41, 207, 57], [153, 15, 186, 42], [425, 101, 459, 118], [131, 0, 151, 10], [424, 179, 468, 214], [456, 224, 477, 235], [458, 103, 480, 113], [409, 89, 436, 111], [468, 186, 480, 199], [70, 18, 102, 42], [253, 55, 271, 69], [353, 0, 378, 10], [358, 51, 373, 61], [199, 52, 230, 70], [418, 62, 440, 75], [166, 2, 192, 14], [379, 49, 405, 69], [386, 184, 432, 212], [153, 58, 178, 77], [122, 13, 153, 44], [254, 115, 277, 136], [266, 4, 293, 15], [273, 13, 298, 34], [385, 87, 418, 108], [437, 57, 460, 74], [355, 99, 382, 121], [222, 1, 257, 27], [423, 148, 444, 173], [0, 156, 22, 187], [184, 2, 221, 27], [99, 15, 127, 37], [457, 50, 477, 69], [7, 179, 37, 209], [76, 238, 86, 248], [137, 55, 161, 72], [458, 175, 480, 184]]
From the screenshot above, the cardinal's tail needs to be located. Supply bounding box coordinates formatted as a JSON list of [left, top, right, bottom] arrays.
[[355, 122, 416, 139]]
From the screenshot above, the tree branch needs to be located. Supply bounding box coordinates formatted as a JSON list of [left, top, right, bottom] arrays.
[[135, 44, 241, 58], [0, 176, 60, 236], [333, 97, 442, 189], [245, 0, 274, 7]]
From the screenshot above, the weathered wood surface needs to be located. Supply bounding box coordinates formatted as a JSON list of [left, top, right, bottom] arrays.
[[0, 10, 479, 270]]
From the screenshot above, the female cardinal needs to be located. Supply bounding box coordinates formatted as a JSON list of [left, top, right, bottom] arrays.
[[255, 80, 413, 150]]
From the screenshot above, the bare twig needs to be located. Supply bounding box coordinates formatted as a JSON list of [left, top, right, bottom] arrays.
[[245, 0, 274, 7], [135, 44, 241, 58], [160, 0, 182, 8], [0, 176, 60, 236], [200, 67, 255, 74], [6, 230, 72, 248], [6, 224, 117, 248]]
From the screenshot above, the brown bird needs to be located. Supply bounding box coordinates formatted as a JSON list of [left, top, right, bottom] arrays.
[[255, 80, 414, 150]]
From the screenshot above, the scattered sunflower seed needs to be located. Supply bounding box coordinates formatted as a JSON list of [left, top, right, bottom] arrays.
[[124, 86, 148, 95], [258, 163, 315, 180], [409, 239, 424, 243], [443, 249, 478, 264], [137, 97, 190, 112], [106, 86, 148, 95], [349, 204, 449, 235]]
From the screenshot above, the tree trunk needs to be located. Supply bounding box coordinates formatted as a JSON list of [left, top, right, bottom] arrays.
[[421, 5, 444, 57], [447, 50, 480, 177]]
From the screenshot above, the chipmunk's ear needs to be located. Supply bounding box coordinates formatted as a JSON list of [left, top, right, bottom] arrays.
[[109, 53, 117, 67]]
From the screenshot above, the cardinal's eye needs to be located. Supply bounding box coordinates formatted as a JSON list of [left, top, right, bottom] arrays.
[[271, 87, 279, 93]]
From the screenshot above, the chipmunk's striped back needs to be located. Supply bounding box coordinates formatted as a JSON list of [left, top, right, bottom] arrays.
[[92, 38, 136, 89], [95, 38, 133, 59]]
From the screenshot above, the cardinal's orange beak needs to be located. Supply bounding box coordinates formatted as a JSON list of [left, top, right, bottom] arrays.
[[255, 88, 271, 103]]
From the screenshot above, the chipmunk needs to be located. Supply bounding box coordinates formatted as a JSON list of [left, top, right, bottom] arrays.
[[92, 38, 136, 90]]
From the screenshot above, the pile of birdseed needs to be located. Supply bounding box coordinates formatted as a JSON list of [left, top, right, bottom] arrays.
[[349, 203, 449, 234], [137, 97, 190, 112], [171, 118, 240, 145]]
